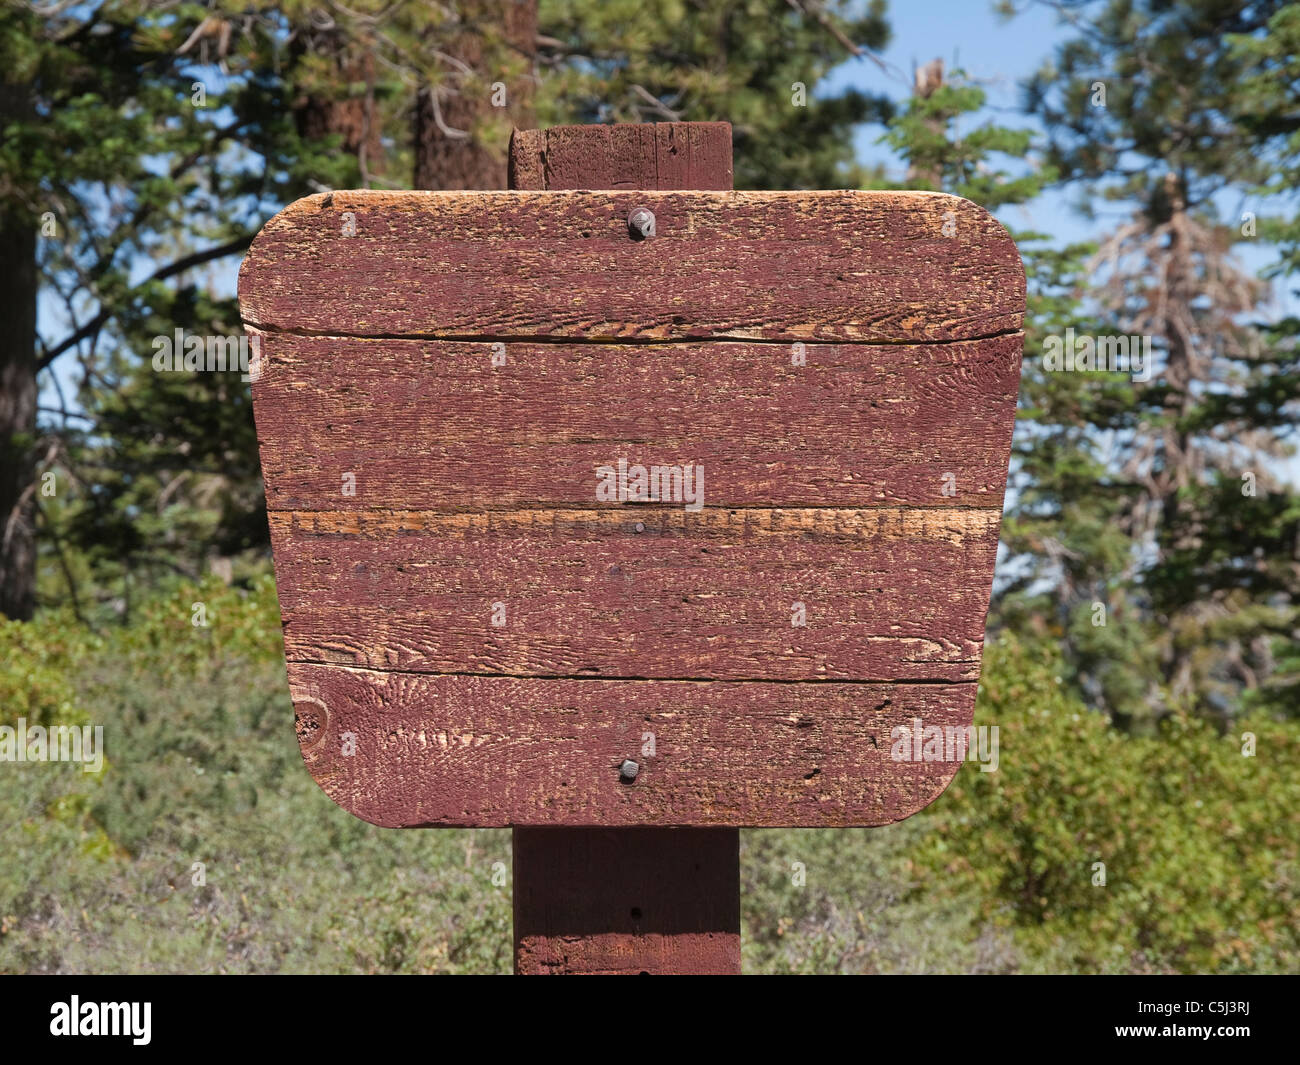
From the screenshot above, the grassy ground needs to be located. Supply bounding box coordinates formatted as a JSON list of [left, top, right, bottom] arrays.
[[2, 577, 1294, 973]]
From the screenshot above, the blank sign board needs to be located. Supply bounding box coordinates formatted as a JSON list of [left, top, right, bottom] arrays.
[[238, 189, 1025, 827]]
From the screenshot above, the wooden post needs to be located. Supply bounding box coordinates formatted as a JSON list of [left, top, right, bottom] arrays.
[[512, 827, 740, 975], [508, 122, 740, 975]]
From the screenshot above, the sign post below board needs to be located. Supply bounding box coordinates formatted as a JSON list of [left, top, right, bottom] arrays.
[[507, 122, 741, 976]]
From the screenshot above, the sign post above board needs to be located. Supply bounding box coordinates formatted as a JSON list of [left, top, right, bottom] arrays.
[[238, 120, 1025, 972]]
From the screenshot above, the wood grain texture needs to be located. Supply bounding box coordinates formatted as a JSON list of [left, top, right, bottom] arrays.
[[270, 507, 999, 683], [250, 333, 1023, 511], [239, 172, 1024, 829], [508, 122, 734, 191], [236, 189, 1024, 343], [513, 827, 739, 974], [289, 664, 973, 827]]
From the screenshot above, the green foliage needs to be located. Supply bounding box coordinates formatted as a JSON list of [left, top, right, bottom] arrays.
[[0, 611, 91, 729], [0, 577, 513, 973], [918, 635, 1300, 973], [740, 821, 1044, 974], [540, 0, 893, 190], [3, 0, 362, 609], [878, 74, 1052, 207]]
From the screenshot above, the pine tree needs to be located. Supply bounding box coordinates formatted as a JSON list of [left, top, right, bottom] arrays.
[[1020, 0, 1300, 722], [537, 0, 893, 189]]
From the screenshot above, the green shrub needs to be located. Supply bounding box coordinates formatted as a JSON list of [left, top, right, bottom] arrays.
[[0, 578, 512, 974], [918, 634, 1300, 973], [0, 609, 95, 729]]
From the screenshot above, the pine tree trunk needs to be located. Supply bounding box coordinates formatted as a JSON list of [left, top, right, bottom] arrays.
[[292, 39, 386, 181], [413, 0, 537, 190], [0, 82, 38, 621], [0, 212, 37, 621], [1158, 173, 1198, 698]]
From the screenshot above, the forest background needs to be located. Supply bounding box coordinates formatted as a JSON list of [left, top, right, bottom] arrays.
[[1, 0, 1297, 972]]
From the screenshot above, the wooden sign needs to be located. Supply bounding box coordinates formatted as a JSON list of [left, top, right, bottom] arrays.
[[239, 181, 1023, 830]]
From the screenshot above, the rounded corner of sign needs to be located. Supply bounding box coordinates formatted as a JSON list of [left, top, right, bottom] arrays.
[[906, 760, 969, 819], [254, 192, 327, 241], [239, 193, 330, 285], [938, 193, 1025, 267], [295, 753, 431, 830], [288, 686, 377, 826], [234, 256, 259, 319], [306, 770, 382, 826]]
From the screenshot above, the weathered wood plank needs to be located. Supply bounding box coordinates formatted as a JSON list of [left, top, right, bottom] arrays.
[[237, 190, 1024, 343], [270, 507, 998, 683], [250, 333, 1023, 511], [512, 827, 740, 974], [508, 122, 734, 191], [288, 664, 974, 827]]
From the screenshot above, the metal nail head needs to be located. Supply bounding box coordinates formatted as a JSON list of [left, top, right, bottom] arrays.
[[619, 759, 640, 781], [628, 207, 656, 240]]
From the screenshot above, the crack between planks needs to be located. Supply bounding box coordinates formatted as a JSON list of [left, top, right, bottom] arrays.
[[269, 503, 1009, 514], [240, 321, 1025, 348], [289, 660, 981, 686]]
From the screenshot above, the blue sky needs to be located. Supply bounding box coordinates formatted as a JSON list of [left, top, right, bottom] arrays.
[[826, 1, 1290, 291], [826, 1, 1092, 238]]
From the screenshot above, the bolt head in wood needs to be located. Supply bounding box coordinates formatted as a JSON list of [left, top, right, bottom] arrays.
[[619, 759, 640, 781], [627, 208, 656, 240]]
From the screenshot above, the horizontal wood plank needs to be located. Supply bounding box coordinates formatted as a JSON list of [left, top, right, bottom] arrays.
[[237, 190, 1024, 343], [288, 664, 975, 827], [270, 507, 998, 683], [251, 334, 1022, 510]]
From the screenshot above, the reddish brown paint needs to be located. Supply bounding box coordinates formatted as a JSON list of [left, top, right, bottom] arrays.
[[237, 191, 1024, 344], [238, 120, 1026, 974], [509, 122, 734, 191], [270, 507, 998, 684], [290, 664, 974, 827], [513, 827, 740, 975], [251, 334, 1023, 512]]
